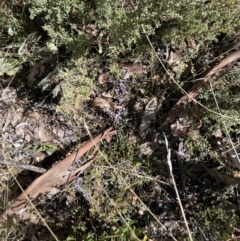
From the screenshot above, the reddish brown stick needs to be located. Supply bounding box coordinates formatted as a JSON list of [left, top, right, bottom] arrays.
[[160, 50, 240, 128], [1, 127, 116, 221]]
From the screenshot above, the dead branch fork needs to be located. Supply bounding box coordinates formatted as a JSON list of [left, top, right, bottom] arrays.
[[160, 50, 240, 128], [0, 127, 116, 221]]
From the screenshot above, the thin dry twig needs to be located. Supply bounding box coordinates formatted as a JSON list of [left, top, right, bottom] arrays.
[[163, 133, 193, 241], [0, 159, 46, 173]]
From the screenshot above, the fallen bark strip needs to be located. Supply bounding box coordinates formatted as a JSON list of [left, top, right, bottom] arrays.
[[0, 127, 116, 221], [160, 50, 240, 128]]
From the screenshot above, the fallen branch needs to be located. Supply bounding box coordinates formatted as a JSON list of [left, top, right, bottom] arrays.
[[160, 50, 240, 128], [0, 127, 116, 221]]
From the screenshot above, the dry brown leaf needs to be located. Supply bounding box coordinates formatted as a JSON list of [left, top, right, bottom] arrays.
[[120, 63, 148, 74], [170, 119, 191, 137], [34, 126, 53, 142], [213, 129, 222, 139], [0, 127, 116, 221], [98, 74, 106, 86], [167, 51, 188, 73], [92, 97, 122, 114], [139, 98, 158, 133], [29, 111, 41, 122], [85, 24, 99, 37], [151, 74, 162, 83], [187, 38, 199, 52], [136, 142, 160, 156]]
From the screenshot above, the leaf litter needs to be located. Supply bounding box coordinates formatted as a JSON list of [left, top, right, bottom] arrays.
[[1, 38, 240, 240]]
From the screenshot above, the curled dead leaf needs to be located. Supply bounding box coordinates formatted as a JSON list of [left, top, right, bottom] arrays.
[[213, 129, 222, 139], [187, 38, 199, 52], [139, 98, 158, 133], [32, 152, 46, 162], [85, 24, 99, 37], [167, 51, 188, 74], [170, 119, 190, 137], [98, 73, 107, 86], [92, 97, 122, 114], [120, 63, 148, 74], [35, 126, 53, 142], [136, 142, 160, 156]]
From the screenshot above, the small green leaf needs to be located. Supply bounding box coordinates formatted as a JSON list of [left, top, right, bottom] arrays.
[[142, 234, 148, 241], [222, 232, 229, 240], [0, 58, 20, 76], [226, 226, 234, 234]]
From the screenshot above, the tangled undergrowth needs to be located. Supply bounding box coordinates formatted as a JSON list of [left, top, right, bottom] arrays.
[[1, 0, 240, 241]]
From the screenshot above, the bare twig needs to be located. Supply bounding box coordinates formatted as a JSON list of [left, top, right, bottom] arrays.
[[163, 133, 193, 241], [0, 159, 46, 173]]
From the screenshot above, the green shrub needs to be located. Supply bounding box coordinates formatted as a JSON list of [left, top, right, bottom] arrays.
[[56, 58, 96, 115], [22, 0, 240, 56]]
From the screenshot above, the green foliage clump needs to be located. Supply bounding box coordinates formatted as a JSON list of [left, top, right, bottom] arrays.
[[56, 58, 96, 114], [199, 67, 240, 134], [22, 0, 240, 56]]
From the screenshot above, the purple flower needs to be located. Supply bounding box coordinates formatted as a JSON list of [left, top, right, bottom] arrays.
[[76, 158, 83, 164], [119, 82, 127, 94], [108, 78, 113, 83], [175, 142, 186, 157], [115, 81, 128, 103], [111, 107, 125, 124], [112, 111, 122, 123]]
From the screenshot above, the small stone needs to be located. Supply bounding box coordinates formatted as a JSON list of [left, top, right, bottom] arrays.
[[1, 87, 17, 104]]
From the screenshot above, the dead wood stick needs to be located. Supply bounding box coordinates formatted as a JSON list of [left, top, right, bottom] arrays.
[[0, 159, 46, 173], [0, 127, 116, 221], [160, 50, 240, 128]]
